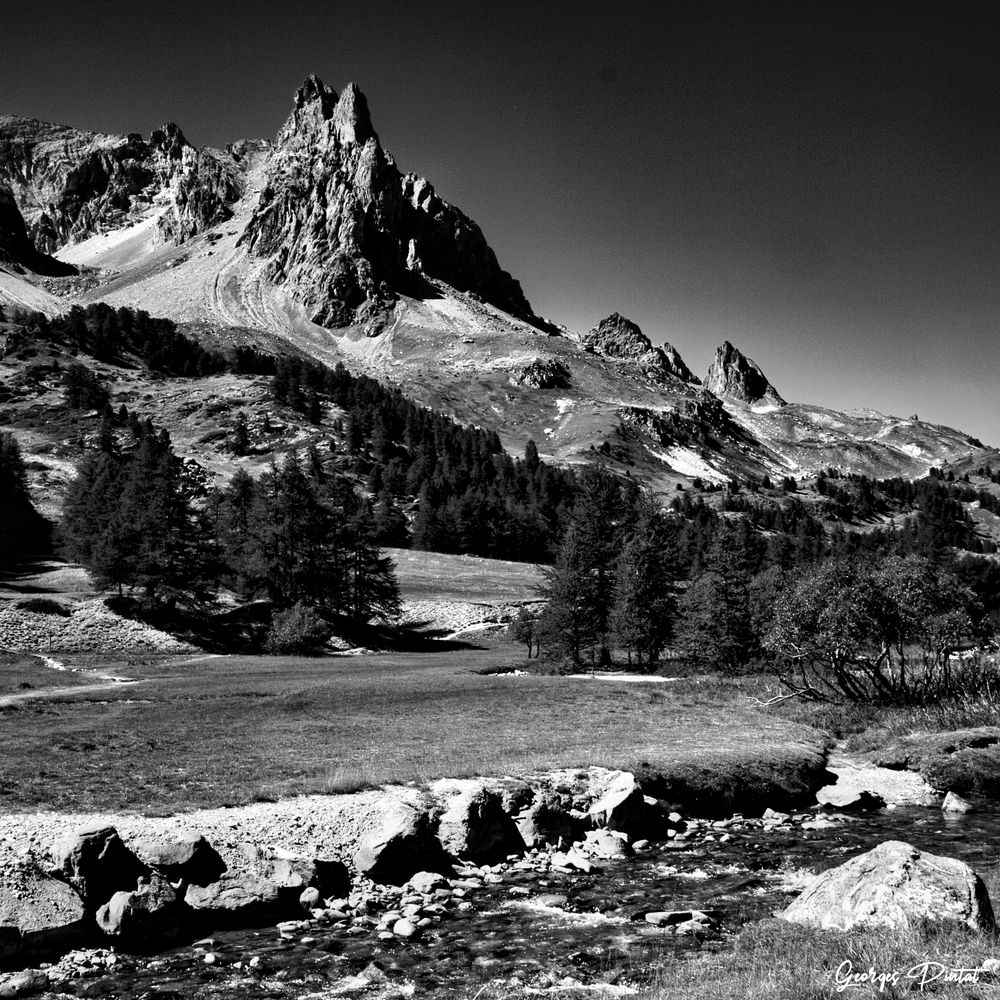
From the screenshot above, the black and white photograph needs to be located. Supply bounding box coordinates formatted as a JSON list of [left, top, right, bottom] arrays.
[[2, 2, 1000, 997]]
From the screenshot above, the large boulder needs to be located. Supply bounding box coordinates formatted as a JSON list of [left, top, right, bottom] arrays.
[[354, 801, 450, 884], [51, 825, 146, 909], [0, 863, 88, 963], [588, 772, 651, 836], [782, 840, 995, 933], [437, 785, 526, 863], [184, 873, 283, 927], [517, 795, 578, 849], [96, 874, 185, 947], [131, 832, 225, 888]]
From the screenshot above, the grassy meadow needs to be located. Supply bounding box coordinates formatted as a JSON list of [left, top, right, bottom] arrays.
[[0, 648, 823, 815]]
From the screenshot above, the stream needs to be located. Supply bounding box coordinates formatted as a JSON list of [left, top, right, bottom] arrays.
[[28, 803, 1000, 999]]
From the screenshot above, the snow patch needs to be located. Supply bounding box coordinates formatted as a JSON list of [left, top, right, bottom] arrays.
[[555, 397, 574, 417], [652, 446, 729, 484]]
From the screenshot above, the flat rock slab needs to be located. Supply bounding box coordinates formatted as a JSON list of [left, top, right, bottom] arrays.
[[826, 754, 940, 807], [0, 862, 88, 960]]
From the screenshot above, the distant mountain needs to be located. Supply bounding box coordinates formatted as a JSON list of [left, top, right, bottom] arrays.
[[0, 77, 991, 489]]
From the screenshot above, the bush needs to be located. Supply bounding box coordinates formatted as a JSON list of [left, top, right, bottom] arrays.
[[15, 597, 71, 617], [265, 603, 332, 655]]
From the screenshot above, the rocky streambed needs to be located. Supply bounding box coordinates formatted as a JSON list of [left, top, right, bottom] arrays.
[[2, 760, 999, 999]]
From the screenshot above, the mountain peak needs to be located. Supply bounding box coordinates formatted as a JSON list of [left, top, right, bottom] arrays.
[[582, 313, 698, 384], [294, 74, 337, 116], [706, 341, 785, 406], [333, 81, 376, 145]]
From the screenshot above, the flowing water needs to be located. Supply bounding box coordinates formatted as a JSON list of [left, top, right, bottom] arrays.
[[33, 805, 1000, 999]]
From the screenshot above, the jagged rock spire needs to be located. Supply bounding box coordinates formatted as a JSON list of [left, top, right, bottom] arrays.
[[705, 341, 785, 406], [241, 75, 533, 328], [333, 82, 376, 145], [582, 313, 698, 384]]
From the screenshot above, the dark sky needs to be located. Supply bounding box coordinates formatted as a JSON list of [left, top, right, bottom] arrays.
[[4, 2, 999, 442]]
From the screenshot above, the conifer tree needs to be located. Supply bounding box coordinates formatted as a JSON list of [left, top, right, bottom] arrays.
[[612, 497, 679, 667], [538, 524, 598, 664]]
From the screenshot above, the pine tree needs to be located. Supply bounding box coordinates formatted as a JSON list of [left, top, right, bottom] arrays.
[[231, 413, 250, 456], [676, 522, 757, 672], [538, 524, 598, 665], [347, 501, 402, 623], [612, 497, 679, 668]]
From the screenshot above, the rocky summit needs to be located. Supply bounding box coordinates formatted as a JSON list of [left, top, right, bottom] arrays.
[[0, 76, 993, 489], [706, 340, 786, 408]]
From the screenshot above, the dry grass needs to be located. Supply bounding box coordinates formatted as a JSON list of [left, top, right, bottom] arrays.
[[386, 547, 544, 603], [644, 901, 1000, 999], [0, 646, 823, 815]]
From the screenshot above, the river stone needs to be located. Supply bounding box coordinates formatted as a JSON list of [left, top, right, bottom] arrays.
[[942, 791, 976, 813], [782, 840, 995, 932], [437, 785, 526, 864], [0, 969, 49, 998], [96, 874, 184, 946], [584, 829, 633, 858], [354, 801, 450, 884], [185, 873, 283, 927], [816, 783, 886, 812], [407, 871, 448, 895], [392, 917, 418, 938], [588, 771, 650, 836], [131, 832, 226, 887], [51, 824, 147, 910], [0, 863, 88, 959], [517, 795, 577, 849]]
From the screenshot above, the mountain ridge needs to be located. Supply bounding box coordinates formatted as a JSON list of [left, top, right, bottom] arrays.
[[0, 76, 991, 489]]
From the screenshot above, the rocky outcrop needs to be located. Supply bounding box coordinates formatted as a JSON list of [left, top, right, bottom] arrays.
[[509, 358, 571, 390], [782, 840, 995, 932], [239, 75, 533, 328], [50, 825, 145, 910], [0, 115, 242, 253], [131, 832, 225, 887], [705, 341, 785, 407], [582, 314, 697, 384], [95, 875, 184, 947], [353, 800, 450, 884]]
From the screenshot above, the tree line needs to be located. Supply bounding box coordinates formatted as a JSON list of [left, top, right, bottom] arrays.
[[529, 465, 1000, 702], [58, 419, 400, 651]]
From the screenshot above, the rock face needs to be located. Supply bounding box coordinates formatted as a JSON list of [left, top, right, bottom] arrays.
[[582, 314, 697, 384], [782, 840, 995, 932], [0, 186, 76, 276], [705, 341, 785, 407], [238, 75, 533, 328], [0, 115, 242, 252]]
